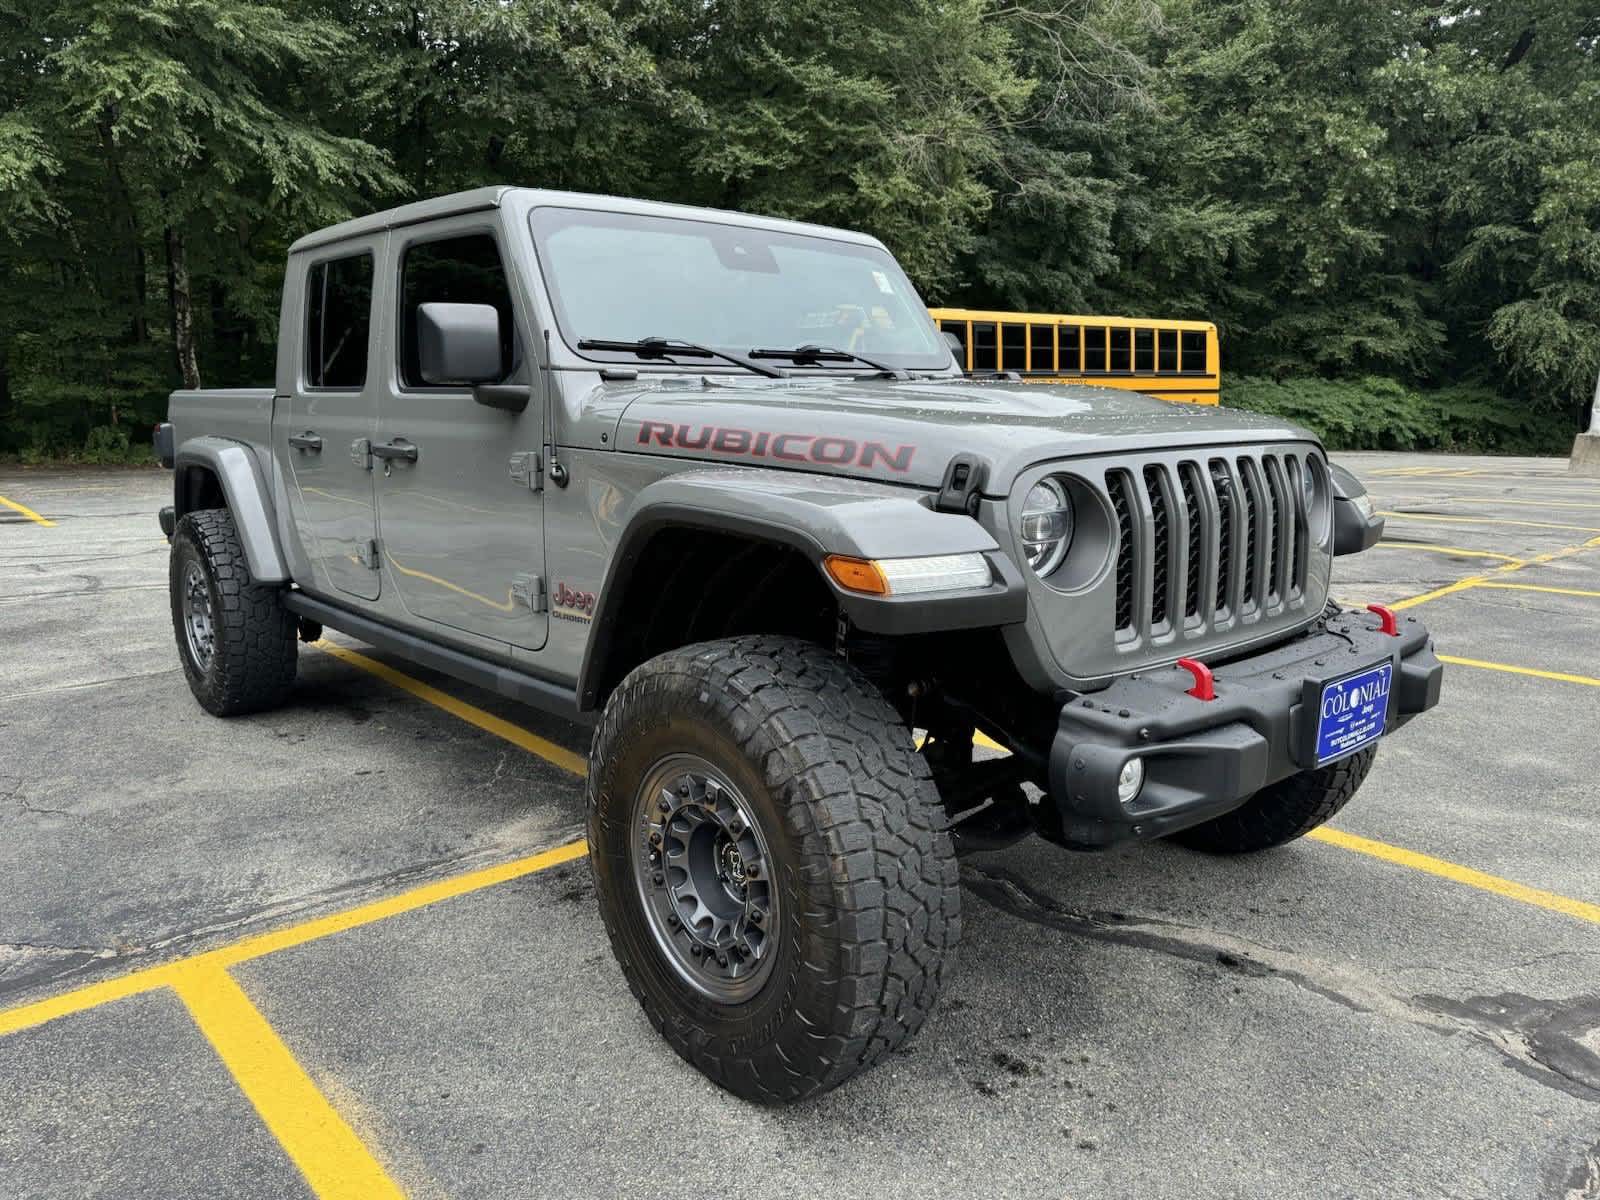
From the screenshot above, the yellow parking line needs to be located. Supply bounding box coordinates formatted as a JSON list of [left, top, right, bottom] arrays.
[[0, 839, 588, 1039], [1433, 496, 1600, 511], [1309, 828, 1600, 926], [0, 494, 56, 527], [1437, 654, 1600, 688], [1473, 581, 1600, 599], [311, 640, 587, 777], [174, 966, 405, 1200], [1389, 577, 1488, 611], [1378, 510, 1600, 534], [1374, 542, 1525, 566]]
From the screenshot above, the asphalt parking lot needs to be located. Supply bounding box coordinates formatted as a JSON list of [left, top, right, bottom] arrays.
[[1, 451, 1598, 1200]]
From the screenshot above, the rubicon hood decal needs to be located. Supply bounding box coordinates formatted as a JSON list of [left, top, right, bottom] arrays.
[[612, 378, 1313, 490], [636, 420, 915, 474]]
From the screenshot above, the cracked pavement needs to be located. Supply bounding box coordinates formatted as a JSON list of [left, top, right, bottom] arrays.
[[1, 455, 1599, 1199]]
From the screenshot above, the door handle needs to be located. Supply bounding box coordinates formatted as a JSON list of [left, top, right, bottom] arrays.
[[287, 432, 323, 453], [371, 438, 418, 463]]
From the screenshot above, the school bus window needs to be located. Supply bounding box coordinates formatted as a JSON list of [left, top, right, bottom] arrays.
[[1181, 329, 1206, 373], [1134, 327, 1154, 373], [972, 321, 997, 371], [940, 320, 968, 368], [1158, 329, 1178, 374], [1001, 322, 1026, 373], [1084, 326, 1107, 373], [1027, 324, 1054, 373], [1109, 326, 1131, 373], [1058, 325, 1081, 373]]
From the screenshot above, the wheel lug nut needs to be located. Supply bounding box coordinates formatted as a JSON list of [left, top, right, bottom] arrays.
[[749, 909, 763, 925], [690, 944, 703, 958], [677, 782, 690, 797], [652, 871, 664, 886], [657, 797, 671, 813], [745, 863, 760, 879], [728, 818, 744, 836], [716, 954, 728, 967], [667, 913, 679, 926], [648, 830, 662, 847]]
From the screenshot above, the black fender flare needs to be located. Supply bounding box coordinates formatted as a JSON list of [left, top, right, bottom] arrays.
[[575, 468, 1027, 711], [172, 437, 289, 583]]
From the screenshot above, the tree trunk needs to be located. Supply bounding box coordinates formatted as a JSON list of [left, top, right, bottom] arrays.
[[98, 111, 148, 344], [165, 226, 201, 390]]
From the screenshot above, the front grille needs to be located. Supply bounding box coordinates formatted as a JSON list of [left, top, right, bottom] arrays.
[[1108, 447, 1316, 648]]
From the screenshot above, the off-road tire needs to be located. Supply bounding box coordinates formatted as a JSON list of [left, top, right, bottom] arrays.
[[169, 508, 297, 716], [586, 635, 961, 1104], [1171, 746, 1377, 854]]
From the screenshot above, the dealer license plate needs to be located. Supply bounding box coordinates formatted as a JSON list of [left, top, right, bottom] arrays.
[[1313, 662, 1393, 766]]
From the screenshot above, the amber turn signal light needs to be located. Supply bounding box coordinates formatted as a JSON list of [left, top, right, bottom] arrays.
[[822, 554, 889, 596]]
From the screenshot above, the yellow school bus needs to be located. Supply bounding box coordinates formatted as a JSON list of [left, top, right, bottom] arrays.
[[927, 307, 1220, 406]]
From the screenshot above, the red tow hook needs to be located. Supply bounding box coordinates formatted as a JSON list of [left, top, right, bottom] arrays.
[[1366, 603, 1400, 636], [1176, 657, 1215, 701]]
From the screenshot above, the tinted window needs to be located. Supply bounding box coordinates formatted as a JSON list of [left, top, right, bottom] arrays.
[[1158, 329, 1178, 373], [940, 320, 968, 367], [1029, 324, 1055, 372], [1181, 329, 1207, 373], [1085, 326, 1107, 373], [1109, 327, 1131, 373], [400, 234, 516, 387], [305, 253, 373, 389], [1058, 325, 1081, 373], [972, 322, 997, 371], [1001, 323, 1026, 372], [1134, 327, 1154, 373]]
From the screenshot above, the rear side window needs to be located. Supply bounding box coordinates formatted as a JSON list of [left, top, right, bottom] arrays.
[[971, 322, 997, 371], [400, 234, 517, 387], [1158, 329, 1178, 373], [1058, 325, 1081, 372], [1028, 324, 1055, 372], [1084, 326, 1107, 373], [1000, 323, 1026, 372], [305, 253, 374, 389], [1181, 329, 1207, 373]]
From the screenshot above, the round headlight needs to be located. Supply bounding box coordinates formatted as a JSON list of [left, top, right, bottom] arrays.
[[1020, 478, 1074, 576]]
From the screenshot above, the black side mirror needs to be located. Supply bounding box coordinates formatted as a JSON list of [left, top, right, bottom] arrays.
[[1329, 461, 1384, 555], [417, 302, 503, 385]]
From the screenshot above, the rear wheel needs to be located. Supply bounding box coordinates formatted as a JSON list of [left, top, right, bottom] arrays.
[[169, 509, 297, 716], [587, 635, 960, 1103], [1170, 747, 1377, 854]]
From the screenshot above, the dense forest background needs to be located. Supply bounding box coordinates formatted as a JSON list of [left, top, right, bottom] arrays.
[[2, 0, 1595, 461]]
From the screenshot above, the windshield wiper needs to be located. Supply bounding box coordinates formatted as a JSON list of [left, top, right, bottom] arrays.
[[577, 336, 784, 379], [748, 344, 911, 380]]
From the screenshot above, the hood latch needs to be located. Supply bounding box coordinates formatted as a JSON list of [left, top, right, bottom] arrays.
[[934, 453, 988, 516]]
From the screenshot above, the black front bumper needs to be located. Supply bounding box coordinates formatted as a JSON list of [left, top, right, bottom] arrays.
[[1038, 608, 1443, 849]]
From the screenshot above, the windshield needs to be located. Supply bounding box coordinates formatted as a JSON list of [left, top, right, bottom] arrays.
[[530, 207, 951, 371]]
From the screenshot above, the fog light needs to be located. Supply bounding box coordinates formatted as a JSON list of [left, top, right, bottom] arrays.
[[1117, 757, 1145, 806]]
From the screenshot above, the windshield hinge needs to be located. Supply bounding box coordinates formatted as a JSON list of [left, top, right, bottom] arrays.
[[509, 450, 543, 492], [934, 453, 988, 516]]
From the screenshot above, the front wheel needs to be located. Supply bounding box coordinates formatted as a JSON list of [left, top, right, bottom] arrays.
[[586, 635, 960, 1104], [1170, 747, 1377, 854]]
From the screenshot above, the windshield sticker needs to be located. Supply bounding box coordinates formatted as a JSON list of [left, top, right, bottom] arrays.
[[871, 270, 894, 295], [636, 420, 914, 474]]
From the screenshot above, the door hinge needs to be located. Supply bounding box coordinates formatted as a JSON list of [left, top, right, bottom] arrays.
[[509, 451, 543, 492], [360, 538, 381, 570], [512, 573, 546, 613], [351, 437, 372, 471]]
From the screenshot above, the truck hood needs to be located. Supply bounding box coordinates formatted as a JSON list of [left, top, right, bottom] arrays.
[[611, 375, 1315, 492]]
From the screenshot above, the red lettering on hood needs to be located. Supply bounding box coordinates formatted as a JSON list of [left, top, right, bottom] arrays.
[[634, 421, 914, 474]]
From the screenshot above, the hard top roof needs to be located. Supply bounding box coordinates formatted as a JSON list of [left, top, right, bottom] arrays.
[[286, 187, 885, 254]]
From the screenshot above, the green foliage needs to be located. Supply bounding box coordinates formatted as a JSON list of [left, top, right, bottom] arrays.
[[1, 0, 1592, 460], [1223, 376, 1573, 456]]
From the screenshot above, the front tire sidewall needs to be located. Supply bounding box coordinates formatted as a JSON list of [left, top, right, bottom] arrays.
[[171, 526, 229, 708], [592, 707, 801, 1056]]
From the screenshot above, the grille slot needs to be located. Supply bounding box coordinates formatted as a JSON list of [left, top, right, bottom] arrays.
[[1092, 448, 1316, 657], [1108, 471, 1136, 634], [1143, 465, 1170, 629]]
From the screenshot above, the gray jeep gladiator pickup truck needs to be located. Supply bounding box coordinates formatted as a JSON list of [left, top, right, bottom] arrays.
[[154, 186, 1442, 1103]]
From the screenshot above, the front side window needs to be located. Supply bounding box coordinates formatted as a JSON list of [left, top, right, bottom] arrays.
[[305, 253, 373, 389], [1181, 330, 1207, 373], [530, 207, 948, 371], [400, 234, 517, 388]]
